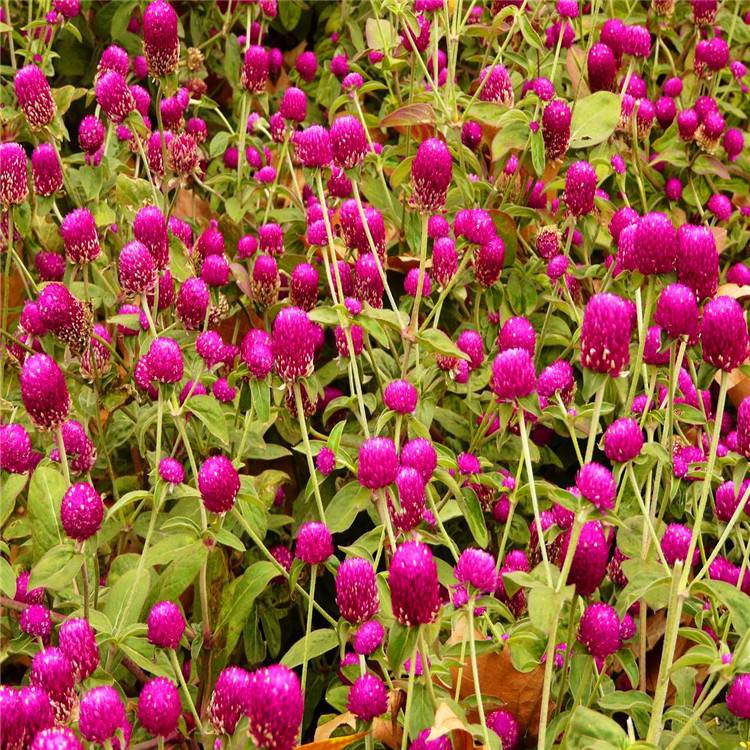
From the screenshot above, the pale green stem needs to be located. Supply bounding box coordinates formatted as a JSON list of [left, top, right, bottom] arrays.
[[293, 382, 326, 522], [400, 639, 420, 750], [468, 597, 491, 748], [584, 380, 606, 464], [169, 649, 204, 735], [301, 564, 317, 695]]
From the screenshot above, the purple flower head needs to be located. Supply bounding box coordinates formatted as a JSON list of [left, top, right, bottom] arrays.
[[20, 604, 52, 642], [271, 307, 316, 382], [487, 710, 520, 750], [724, 127, 744, 162], [296, 50, 317, 82], [354, 620, 384, 655], [410, 730, 451, 750], [677, 108, 699, 140], [358, 437, 398, 489], [477, 65, 514, 105], [293, 125, 332, 168], [623, 24, 650, 57], [15, 65, 56, 129], [542, 99, 571, 160], [655, 96, 677, 128], [390, 466, 426, 533], [176, 277, 209, 330], [202, 253, 230, 289], [390, 541, 441, 626], [661, 523, 699, 566], [279, 86, 307, 121], [30, 648, 76, 722], [411, 138, 452, 211], [15, 570, 45, 605], [198, 455, 240, 514], [79, 686, 129, 746], [20, 354, 70, 430], [474, 238, 505, 287], [347, 675, 387, 721], [35, 251, 65, 281], [316, 447, 336, 476], [400, 438, 437, 483], [700, 296, 749, 372], [654, 283, 699, 341], [456, 329, 484, 371], [336, 558, 379, 623], [461, 120, 482, 149], [632, 212, 677, 275], [58, 618, 99, 681], [454, 548, 496, 593], [0, 143, 28, 206], [664, 176, 682, 201], [119, 240, 156, 294], [587, 43, 616, 91], [196, 330, 226, 369], [19, 685, 55, 740], [61, 482, 103, 541], [707, 193, 733, 222], [213, 378, 237, 403], [537, 359, 575, 407], [98, 44, 129, 77], [143, 337, 183, 385], [246, 665, 303, 750], [576, 462, 615, 512], [209, 667, 252, 735], [384, 379, 418, 414], [143, 0, 179, 77], [138, 677, 181, 737], [96, 70, 135, 123], [147, 601, 186, 649], [289, 263, 319, 311], [295, 522, 334, 565], [31, 728, 83, 750], [60, 207, 100, 265], [491, 348, 536, 402], [564, 161, 597, 217], [134, 205, 169, 269], [159, 457, 185, 485], [580, 292, 634, 376], [562, 519, 609, 596], [31, 144, 62, 197], [0, 423, 32, 473], [727, 674, 750, 718], [404, 268, 431, 298], [498, 316, 536, 356], [604, 418, 644, 462], [330, 115, 368, 170], [578, 602, 621, 658]]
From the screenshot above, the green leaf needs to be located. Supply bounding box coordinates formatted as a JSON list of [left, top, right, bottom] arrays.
[[490, 110, 530, 160], [388, 621, 419, 675], [249, 378, 270, 423], [216, 561, 277, 663], [528, 584, 573, 631], [28, 545, 83, 590], [1, 473, 26, 527], [380, 103, 435, 129], [106, 490, 151, 520], [106, 567, 152, 636], [278, 0, 301, 30], [459, 487, 489, 548], [365, 17, 397, 51], [281, 628, 339, 667], [115, 174, 155, 208], [693, 579, 750, 633], [187, 395, 229, 446], [417, 329, 469, 361], [569, 92, 620, 149], [326, 482, 373, 533], [169, 235, 193, 283], [531, 127, 545, 176], [27, 465, 66, 560], [0, 557, 16, 596], [153, 543, 207, 603], [563, 706, 629, 750]]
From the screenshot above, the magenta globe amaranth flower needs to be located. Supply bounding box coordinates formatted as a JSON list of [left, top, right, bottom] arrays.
[[474, 237, 505, 287], [79, 686, 129, 746], [491, 348, 536, 402], [96, 70, 135, 123], [384, 379, 418, 414], [20, 604, 52, 642], [487, 710, 520, 750], [354, 619, 385, 656], [411, 138, 452, 211], [542, 99, 571, 160], [270, 307, 316, 382], [727, 674, 750, 718], [295, 522, 333, 565], [655, 283, 699, 341], [147, 601, 186, 649], [676, 224, 718, 300], [347, 674, 388, 721], [0, 423, 32, 473], [138, 677, 181, 737], [143, 0, 179, 77], [60, 482, 103, 542], [280, 86, 307, 121], [700, 296, 749, 372], [580, 293, 634, 376], [576, 462, 615, 512], [30, 648, 76, 722], [119, 240, 157, 294], [145, 337, 183, 384], [31, 728, 83, 750], [20, 354, 70, 430], [390, 541, 441, 626], [454, 548, 496, 593], [289, 263, 319, 311], [209, 666, 252, 735], [661, 523, 699, 567], [246, 665, 303, 750], [477, 65, 514, 105], [31, 144, 62, 197], [15, 65, 56, 129], [561, 519, 610, 596], [296, 50, 317, 82], [0, 143, 29, 206], [498, 316, 536, 356], [400, 437, 437, 483], [293, 125, 332, 168], [336, 557, 379, 623], [604, 418, 643, 462], [330, 115, 368, 170], [60, 207, 100, 265], [578, 602, 621, 659], [587, 43, 616, 91], [358, 436, 398, 489], [20, 685, 55, 740], [198, 455, 240, 513], [134, 205, 169, 269], [59, 617, 99, 681], [241, 45, 270, 93], [632, 212, 677, 275], [564, 160, 597, 217]]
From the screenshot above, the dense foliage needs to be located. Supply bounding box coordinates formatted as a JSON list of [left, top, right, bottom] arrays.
[[1, 1, 750, 749]]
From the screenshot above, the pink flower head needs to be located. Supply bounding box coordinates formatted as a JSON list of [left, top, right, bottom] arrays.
[[474, 238, 505, 287], [400, 438, 437, 483], [580, 292, 634, 376], [576, 462, 615, 512], [198, 455, 240, 513], [700, 296, 749, 372], [31, 144, 62, 197], [138, 677, 181, 737], [604, 418, 643, 462], [79, 686, 129, 746], [411, 138, 452, 211], [147, 601, 186, 649], [347, 674, 388, 721], [295, 522, 334, 565], [632, 212, 677, 275], [454, 548, 496, 593], [661, 523, 699, 567], [358, 436, 398, 489], [30, 648, 76, 722], [0, 423, 32, 473], [578, 602, 621, 658], [134, 205, 169, 269], [0, 143, 29, 206], [242, 45, 269, 92], [20, 604, 52, 642], [58, 618, 99, 681], [31, 728, 83, 750], [561, 519, 610, 596], [727, 674, 750, 719], [477, 65, 514, 105], [96, 70, 135, 123], [271, 307, 316, 382], [293, 125, 332, 168], [537, 359, 575, 407], [542, 99, 571, 160], [564, 160, 597, 217], [145, 337, 183, 383], [390, 541, 441, 626], [61, 482, 103, 541], [497, 316, 536, 356], [209, 667, 252, 735], [246, 665, 303, 750], [487, 710, 520, 750], [289, 263, 319, 311], [20, 354, 70, 430], [15, 65, 56, 129], [336, 557, 379, 623], [354, 620, 385, 655], [143, 0, 179, 77], [279, 86, 307, 121], [296, 50, 317, 82], [654, 283, 699, 341], [491, 348, 536, 402], [384, 379, 418, 414], [587, 43, 616, 92], [330, 115, 368, 170]]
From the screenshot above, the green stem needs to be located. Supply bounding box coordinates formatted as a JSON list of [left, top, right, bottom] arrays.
[[301, 564, 317, 696], [401, 213, 430, 377], [169, 649, 204, 735], [293, 382, 326, 522], [625, 276, 655, 413], [56, 425, 71, 485], [400, 638, 420, 750], [584, 380, 606, 464], [467, 597, 491, 748]]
